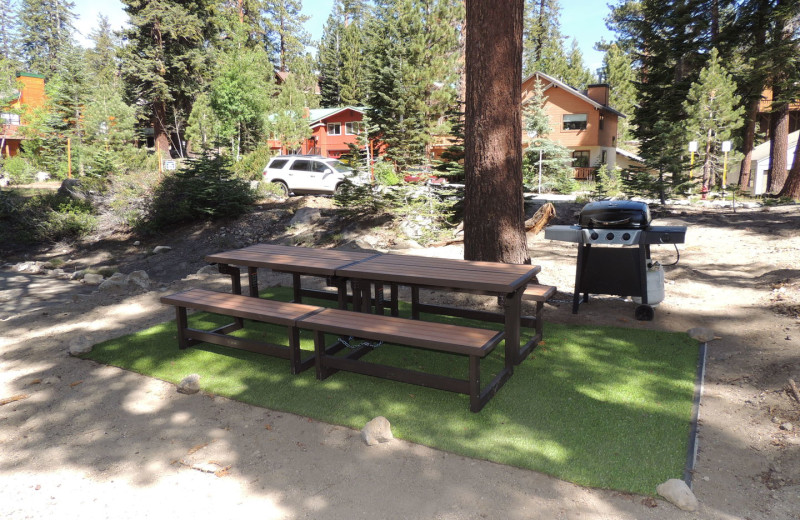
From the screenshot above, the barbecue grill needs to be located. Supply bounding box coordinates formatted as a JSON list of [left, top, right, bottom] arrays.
[[544, 200, 686, 320]]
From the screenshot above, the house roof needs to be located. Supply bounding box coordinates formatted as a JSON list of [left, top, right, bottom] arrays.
[[308, 107, 366, 126], [524, 71, 626, 118], [616, 147, 645, 163], [750, 130, 800, 163]]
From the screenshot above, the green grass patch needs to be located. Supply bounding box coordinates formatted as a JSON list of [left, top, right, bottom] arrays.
[[85, 287, 699, 495]]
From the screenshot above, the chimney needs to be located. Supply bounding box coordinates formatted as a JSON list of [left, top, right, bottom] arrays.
[[586, 84, 610, 106]]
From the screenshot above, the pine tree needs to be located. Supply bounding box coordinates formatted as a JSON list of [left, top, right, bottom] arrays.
[[263, 0, 310, 73], [0, 0, 19, 63], [600, 42, 637, 147], [682, 48, 744, 191], [16, 0, 76, 75], [523, 0, 564, 77], [317, 0, 372, 107], [366, 0, 462, 168], [119, 0, 216, 158], [561, 38, 594, 89], [85, 15, 119, 89], [522, 77, 573, 191]]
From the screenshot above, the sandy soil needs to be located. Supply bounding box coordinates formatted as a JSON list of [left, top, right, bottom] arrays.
[[1, 198, 799, 519]]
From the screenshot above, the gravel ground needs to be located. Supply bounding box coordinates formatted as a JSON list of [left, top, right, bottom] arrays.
[[1, 197, 799, 519]]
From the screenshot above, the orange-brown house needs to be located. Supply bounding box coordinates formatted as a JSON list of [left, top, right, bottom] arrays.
[[1, 73, 46, 158], [522, 71, 626, 179], [268, 107, 368, 158]]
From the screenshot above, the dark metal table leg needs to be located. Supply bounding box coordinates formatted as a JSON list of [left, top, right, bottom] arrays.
[[248, 267, 259, 298], [503, 289, 522, 369]]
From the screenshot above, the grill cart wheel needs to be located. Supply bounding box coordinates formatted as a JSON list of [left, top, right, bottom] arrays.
[[635, 304, 655, 321]]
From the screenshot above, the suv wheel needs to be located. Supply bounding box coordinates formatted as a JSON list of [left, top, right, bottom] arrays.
[[272, 181, 290, 197]]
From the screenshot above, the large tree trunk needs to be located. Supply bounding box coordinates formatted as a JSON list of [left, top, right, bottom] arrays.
[[768, 86, 789, 192], [738, 96, 760, 189], [778, 137, 800, 199], [463, 0, 528, 264], [153, 100, 170, 158]]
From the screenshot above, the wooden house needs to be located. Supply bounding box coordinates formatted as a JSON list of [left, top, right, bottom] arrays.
[[521, 71, 626, 180], [268, 107, 369, 158], [1, 73, 46, 158]]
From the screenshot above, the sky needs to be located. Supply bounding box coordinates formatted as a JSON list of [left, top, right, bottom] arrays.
[[71, 0, 612, 71]]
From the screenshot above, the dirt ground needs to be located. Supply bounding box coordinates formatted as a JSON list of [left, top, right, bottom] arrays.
[[1, 196, 799, 519]]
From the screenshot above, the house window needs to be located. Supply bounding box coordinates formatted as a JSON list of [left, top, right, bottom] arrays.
[[601, 150, 607, 164], [327, 123, 341, 135], [563, 114, 587, 131], [572, 150, 590, 168], [1, 113, 20, 125], [345, 121, 364, 135], [599, 113, 604, 130]]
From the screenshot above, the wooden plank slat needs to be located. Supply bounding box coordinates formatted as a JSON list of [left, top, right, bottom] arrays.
[[369, 253, 541, 276], [160, 289, 320, 325], [299, 308, 502, 356], [523, 285, 556, 302]]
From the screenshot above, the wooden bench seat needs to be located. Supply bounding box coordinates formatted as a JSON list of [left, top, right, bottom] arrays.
[[298, 308, 509, 412], [160, 288, 323, 374], [522, 284, 556, 302]]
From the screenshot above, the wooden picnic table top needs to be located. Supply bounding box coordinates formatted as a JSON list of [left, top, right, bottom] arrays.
[[336, 254, 540, 294], [205, 244, 378, 276]]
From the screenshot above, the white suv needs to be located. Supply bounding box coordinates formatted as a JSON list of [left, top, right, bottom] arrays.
[[262, 155, 365, 196]]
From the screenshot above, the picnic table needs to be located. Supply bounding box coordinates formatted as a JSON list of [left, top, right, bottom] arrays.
[[206, 244, 542, 367]]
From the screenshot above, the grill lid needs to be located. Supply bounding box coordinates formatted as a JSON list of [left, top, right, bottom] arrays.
[[579, 200, 652, 229]]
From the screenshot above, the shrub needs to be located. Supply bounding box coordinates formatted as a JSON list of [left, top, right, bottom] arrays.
[[232, 143, 273, 181], [143, 153, 255, 231], [0, 191, 97, 244], [373, 161, 401, 186], [590, 165, 624, 200], [1, 155, 36, 184]]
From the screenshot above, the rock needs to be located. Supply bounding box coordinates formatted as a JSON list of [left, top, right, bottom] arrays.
[[35, 171, 50, 182], [133, 241, 141, 246], [16, 261, 44, 274], [687, 327, 720, 343], [780, 422, 793, 431], [196, 265, 218, 275], [177, 374, 201, 394], [392, 238, 423, 250], [82, 273, 104, 285], [290, 207, 322, 227], [57, 178, 87, 200], [153, 246, 172, 254], [0, 176, 8, 187], [361, 416, 394, 446], [99, 272, 127, 293], [656, 479, 698, 512], [68, 342, 93, 356], [126, 270, 150, 290]]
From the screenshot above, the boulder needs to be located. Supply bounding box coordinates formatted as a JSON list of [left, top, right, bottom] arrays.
[[290, 207, 322, 227], [687, 327, 720, 343], [83, 273, 104, 285], [656, 479, 698, 512], [152, 246, 172, 254], [58, 178, 87, 200], [126, 270, 151, 290], [177, 374, 201, 394], [361, 416, 394, 446], [68, 342, 93, 356], [98, 272, 127, 293], [15, 261, 43, 274]]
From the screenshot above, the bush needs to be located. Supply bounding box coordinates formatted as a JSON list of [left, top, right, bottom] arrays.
[[590, 165, 624, 200], [1, 155, 36, 184], [373, 161, 401, 186], [232, 143, 273, 181], [0, 191, 97, 244], [143, 153, 255, 231]]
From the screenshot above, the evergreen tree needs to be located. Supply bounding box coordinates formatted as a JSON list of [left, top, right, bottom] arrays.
[[522, 77, 573, 191], [120, 0, 216, 158], [263, 0, 310, 73], [600, 42, 637, 147], [16, 0, 76, 75], [0, 0, 19, 63], [317, 0, 372, 107], [561, 38, 594, 89], [366, 0, 462, 168], [682, 48, 744, 191], [523, 0, 565, 77], [85, 15, 120, 89]]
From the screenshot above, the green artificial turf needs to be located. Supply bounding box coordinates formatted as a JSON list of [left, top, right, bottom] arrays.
[[85, 286, 699, 495]]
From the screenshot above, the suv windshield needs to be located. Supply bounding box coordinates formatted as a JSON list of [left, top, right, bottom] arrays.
[[324, 160, 351, 173]]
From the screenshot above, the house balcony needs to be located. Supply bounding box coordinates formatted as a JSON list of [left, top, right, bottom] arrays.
[[573, 167, 597, 180]]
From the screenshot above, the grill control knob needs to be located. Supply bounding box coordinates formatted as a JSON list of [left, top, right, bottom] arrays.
[[590, 231, 599, 240], [606, 232, 615, 241], [622, 232, 631, 241]]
